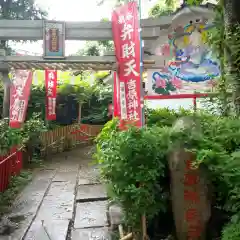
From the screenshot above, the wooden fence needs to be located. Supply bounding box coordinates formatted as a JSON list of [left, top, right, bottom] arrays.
[[39, 123, 103, 156], [0, 124, 103, 192]]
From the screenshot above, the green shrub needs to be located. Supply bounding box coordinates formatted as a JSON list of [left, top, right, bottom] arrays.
[[222, 220, 240, 240], [95, 119, 170, 228], [96, 108, 240, 238], [0, 171, 32, 215], [0, 119, 23, 155], [0, 115, 46, 156]]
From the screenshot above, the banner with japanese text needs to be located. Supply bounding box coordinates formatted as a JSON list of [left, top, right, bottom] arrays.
[[113, 72, 120, 118], [112, 1, 142, 128], [9, 70, 33, 128], [45, 70, 57, 120]]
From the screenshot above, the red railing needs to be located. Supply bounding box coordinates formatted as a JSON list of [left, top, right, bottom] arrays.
[[0, 147, 23, 192]]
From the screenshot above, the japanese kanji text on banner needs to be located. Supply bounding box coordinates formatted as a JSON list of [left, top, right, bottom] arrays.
[[45, 70, 57, 120], [112, 1, 143, 127], [113, 72, 120, 118], [10, 70, 33, 128]]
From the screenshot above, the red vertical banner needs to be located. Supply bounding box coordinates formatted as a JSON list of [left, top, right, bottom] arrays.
[[45, 70, 57, 120], [9, 70, 33, 128], [112, 2, 142, 128]]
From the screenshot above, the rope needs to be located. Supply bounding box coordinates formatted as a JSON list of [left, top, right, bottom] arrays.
[[0, 146, 24, 165]]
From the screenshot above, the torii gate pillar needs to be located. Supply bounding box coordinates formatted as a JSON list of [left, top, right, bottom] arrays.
[[0, 48, 11, 118]]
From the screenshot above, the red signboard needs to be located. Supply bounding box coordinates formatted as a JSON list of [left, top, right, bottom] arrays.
[[9, 70, 33, 128], [112, 2, 142, 128], [45, 70, 57, 120], [49, 28, 60, 52]]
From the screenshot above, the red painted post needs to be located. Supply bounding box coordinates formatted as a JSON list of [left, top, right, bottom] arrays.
[[193, 96, 197, 112], [0, 153, 11, 192]]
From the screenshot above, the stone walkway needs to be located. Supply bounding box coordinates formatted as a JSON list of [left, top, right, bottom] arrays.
[[1, 146, 112, 240]]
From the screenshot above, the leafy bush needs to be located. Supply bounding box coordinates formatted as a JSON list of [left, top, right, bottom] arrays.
[[96, 108, 240, 239], [0, 171, 32, 216], [146, 107, 193, 127], [222, 220, 240, 240], [0, 115, 46, 156], [95, 119, 170, 228], [0, 119, 23, 155], [22, 113, 47, 142]]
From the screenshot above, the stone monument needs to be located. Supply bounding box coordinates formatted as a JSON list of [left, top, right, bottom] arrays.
[[169, 116, 211, 240]]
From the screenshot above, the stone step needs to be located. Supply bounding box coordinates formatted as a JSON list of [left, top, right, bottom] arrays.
[[71, 227, 111, 240], [3, 170, 56, 240], [76, 184, 107, 202], [24, 220, 70, 240], [74, 201, 108, 229], [78, 165, 100, 185]]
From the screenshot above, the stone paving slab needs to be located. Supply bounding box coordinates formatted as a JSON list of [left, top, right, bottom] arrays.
[[53, 171, 78, 183], [74, 201, 108, 229], [37, 181, 76, 221], [56, 163, 80, 173], [78, 178, 93, 185], [24, 219, 69, 240], [6, 170, 56, 240], [72, 227, 111, 240], [76, 184, 107, 201], [78, 165, 100, 185]]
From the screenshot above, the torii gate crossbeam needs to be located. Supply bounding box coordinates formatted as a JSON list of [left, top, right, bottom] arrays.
[[0, 17, 172, 41]]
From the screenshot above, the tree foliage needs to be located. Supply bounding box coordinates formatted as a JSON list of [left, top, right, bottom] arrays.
[[0, 0, 47, 51], [149, 0, 176, 18], [0, 0, 47, 20], [76, 38, 114, 56]]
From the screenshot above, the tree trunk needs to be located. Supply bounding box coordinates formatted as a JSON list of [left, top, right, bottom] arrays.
[[223, 0, 240, 115], [2, 71, 11, 119]]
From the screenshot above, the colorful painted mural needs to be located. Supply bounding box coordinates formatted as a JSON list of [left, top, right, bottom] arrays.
[[147, 22, 220, 96]]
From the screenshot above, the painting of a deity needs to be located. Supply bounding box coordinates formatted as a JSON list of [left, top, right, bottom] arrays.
[[147, 21, 220, 95]]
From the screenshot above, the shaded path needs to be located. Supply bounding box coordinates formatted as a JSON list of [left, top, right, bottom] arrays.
[[1, 146, 111, 240]]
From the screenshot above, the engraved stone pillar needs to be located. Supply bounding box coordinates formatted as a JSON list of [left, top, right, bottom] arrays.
[[168, 117, 211, 240]]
